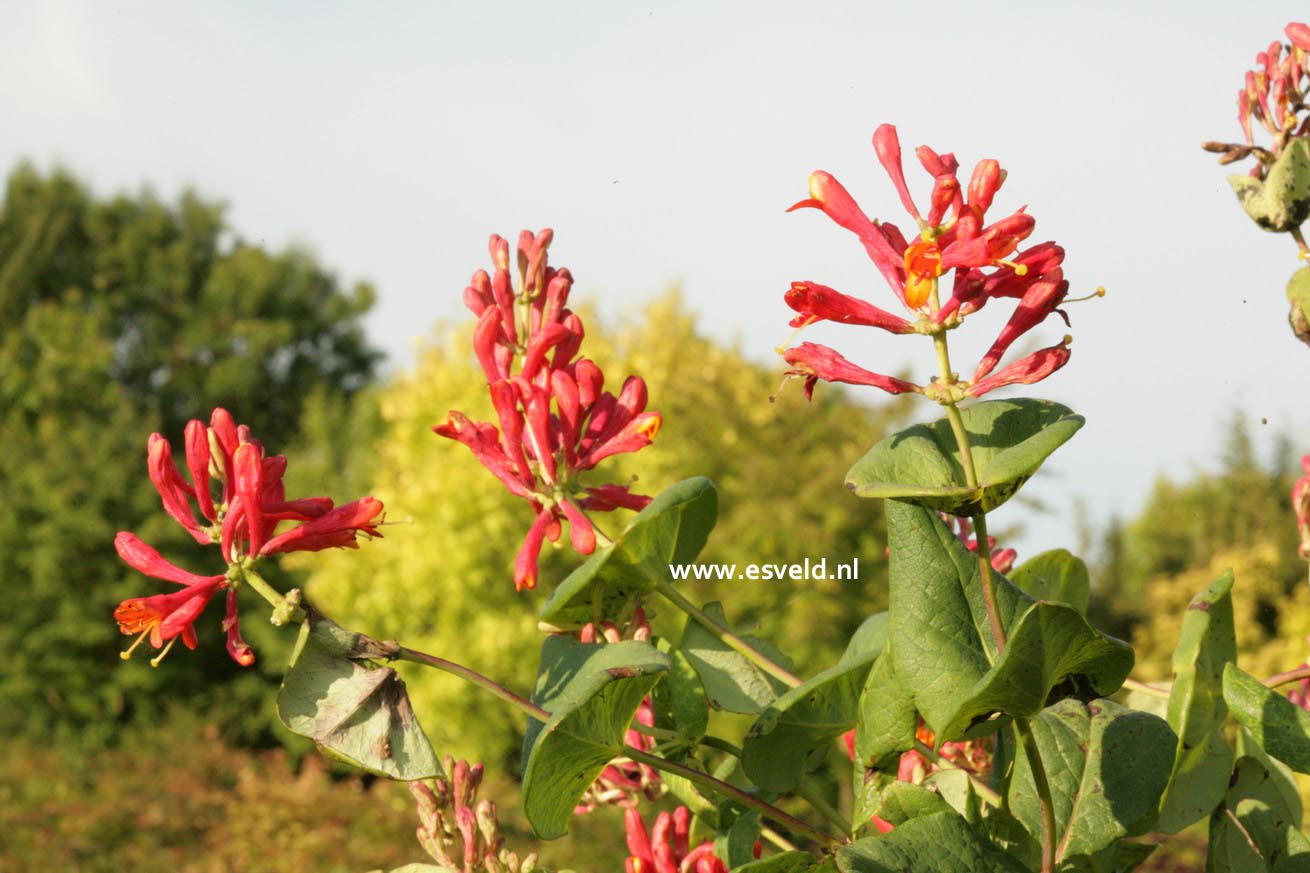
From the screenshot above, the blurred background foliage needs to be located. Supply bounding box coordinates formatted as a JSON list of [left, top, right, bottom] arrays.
[[4, 165, 1309, 870]]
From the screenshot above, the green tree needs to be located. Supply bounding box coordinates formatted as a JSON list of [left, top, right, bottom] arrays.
[[0, 164, 380, 741], [291, 292, 911, 769]]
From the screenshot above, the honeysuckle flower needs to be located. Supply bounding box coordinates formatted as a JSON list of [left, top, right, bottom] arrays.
[[115, 408, 384, 665], [1211, 23, 1310, 176], [437, 231, 661, 591], [624, 806, 730, 873], [783, 124, 1076, 401], [945, 515, 1018, 574], [410, 757, 538, 873], [966, 338, 1072, 398], [782, 342, 920, 400]]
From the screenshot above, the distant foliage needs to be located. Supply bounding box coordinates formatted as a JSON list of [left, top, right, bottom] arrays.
[[0, 165, 380, 740]]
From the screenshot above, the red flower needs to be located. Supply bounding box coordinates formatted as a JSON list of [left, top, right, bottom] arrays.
[[624, 806, 729, 873], [784, 124, 1075, 400], [783, 342, 920, 400], [967, 338, 1072, 398], [437, 232, 660, 591], [116, 409, 384, 664], [1230, 25, 1310, 176]]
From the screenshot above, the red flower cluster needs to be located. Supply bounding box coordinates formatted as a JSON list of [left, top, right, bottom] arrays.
[[624, 806, 731, 873], [436, 231, 661, 591], [946, 514, 1017, 574], [1235, 23, 1310, 176], [783, 124, 1074, 401], [115, 408, 384, 666]]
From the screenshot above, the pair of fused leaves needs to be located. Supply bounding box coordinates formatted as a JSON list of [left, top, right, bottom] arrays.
[[276, 611, 442, 781], [846, 399, 1084, 517], [1230, 138, 1310, 234]]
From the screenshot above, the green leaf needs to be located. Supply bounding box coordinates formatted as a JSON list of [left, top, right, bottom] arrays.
[[1009, 549, 1090, 615], [1156, 571, 1236, 833], [1229, 138, 1310, 233], [1208, 756, 1310, 871], [521, 636, 669, 839], [845, 399, 1084, 515], [277, 613, 441, 781], [1236, 725, 1304, 828], [539, 478, 718, 626], [1008, 699, 1176, 864], [652, 638, 710, 740], [923, 769, 983, 825], [868, 781, 952, 826], [886, 503, 1133, 742], [853, 650, 917, 770], [680, 602, 795, 715], [715, 809, 761, 868], [732, 851, 833, 872], [840, 612, 888, 665], [1287, 267, 1310, 345], [1223, 662, 1310, 774], [743, 645, 879, 792], [836, 811, 1029, 872]]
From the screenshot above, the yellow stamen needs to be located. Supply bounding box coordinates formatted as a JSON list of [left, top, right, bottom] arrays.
[[1064, 286, 1106, 304], [995, 258, 1028, 276], [150, 636, 179, 668], [120, 630, 151, 661]]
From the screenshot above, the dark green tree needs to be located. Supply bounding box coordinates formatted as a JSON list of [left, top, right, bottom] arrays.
[[0, 164, 380, 742]]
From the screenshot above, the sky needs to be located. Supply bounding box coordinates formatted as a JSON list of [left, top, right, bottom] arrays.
[[3, 0, 1308, 557]]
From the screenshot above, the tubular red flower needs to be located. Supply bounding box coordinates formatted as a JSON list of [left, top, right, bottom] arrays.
[[260, 497, 384, 556], [1288, 22, 1310, 51], [967, 339, 1072, 397], [115, 575, 226, 655], [148, 434, 209, 545], [783, 342, 920, 400], [873, 123, 922, 223], [222, 588, 255, 666], [787, 171, 880, 239], [115, 532, 220, 587], [514, 509, 555, 592], [972, 269, 1070, 381], [785, 281, 915, 332]]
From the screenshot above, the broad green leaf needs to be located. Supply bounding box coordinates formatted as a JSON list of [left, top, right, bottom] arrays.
[[277, 613, 441, 781], [886, 503, 1132, 742], [1288, 267, 1310, 345], [680, 602, 795, 715], [1156, 571, 1236, 833], [1059, 841, 1158, 873], [868, 781, 952, 825], [539, 478, 718, 626], [733, 851, 833, 872], [1229, 138, 1310, 233], [836, 811, 1029, 872], [1009, 548, 1090, 615], [1208, 756, 1310, 871], [521, 636, 669, 839], [923, 769, 982, 826], [715, 809, 761, 868], [1120, 681, 1171, 720], [651, 638, 710, 740], [1008, 699, 1175, 864], [851, 768, 894, 832], [853, 650, 917, 770], [1224, 662, 1310, 774], [743, 643, 881, 792], [845, 399, 1084, 515], [1237, 726, 1303, 828], [840, 612, 888, 664]]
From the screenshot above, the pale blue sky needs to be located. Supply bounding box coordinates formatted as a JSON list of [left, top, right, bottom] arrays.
[[4, 1, 1308, 556]]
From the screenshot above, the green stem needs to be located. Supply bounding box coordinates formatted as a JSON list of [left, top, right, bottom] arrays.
[[654, 578, 803, 688], [1016, 720, 1057, 873], [797, 780, 852, 835], [240, 567, 306, 625], [623, 746, 842, 850], [395, 646, 551, 722], [912, 739, 1002, 809], [930, 332, 1006, 655], [969, 512, 1007, 653], [760, 827, 799, 852]]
